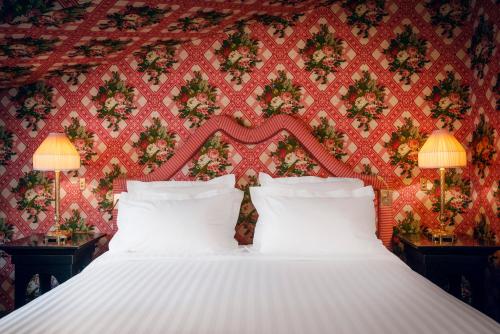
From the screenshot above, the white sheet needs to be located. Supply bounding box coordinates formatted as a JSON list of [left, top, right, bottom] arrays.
[[0, 246, 498, 334]]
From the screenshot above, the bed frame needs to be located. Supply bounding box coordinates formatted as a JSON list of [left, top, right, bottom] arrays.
[[113, 114, 395, 246]]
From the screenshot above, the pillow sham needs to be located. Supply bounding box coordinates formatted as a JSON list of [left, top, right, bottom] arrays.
[[126, 174, 235, 194], [250, 186, 379, 255], [109, 188, 243, 254], [258, 172, 364, 190]]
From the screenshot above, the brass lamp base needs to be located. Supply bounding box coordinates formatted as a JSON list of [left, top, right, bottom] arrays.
[[46, 229, 71, 243], [426, 228, 455, 244]]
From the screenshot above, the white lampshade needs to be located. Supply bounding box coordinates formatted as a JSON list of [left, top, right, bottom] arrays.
[[418, 129, 466, 169], [33, 133, 81, 171]]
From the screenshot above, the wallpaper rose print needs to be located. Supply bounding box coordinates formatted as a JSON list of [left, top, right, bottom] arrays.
[[13, 82, 55, 132], [216, 27, 261, 85], [342, 71, 388, 131], [134, 118, 177, 173], [91, 72, 136, 131], [173, 71, 220, 128], [258, 71, 304, 117], [0, 0, 499, 311]]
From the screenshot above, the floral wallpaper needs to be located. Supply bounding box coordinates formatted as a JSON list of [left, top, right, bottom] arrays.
[[0, 0, 499, 311]]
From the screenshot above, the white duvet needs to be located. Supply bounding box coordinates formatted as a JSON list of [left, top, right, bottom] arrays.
[[0, 247, 498, 334]]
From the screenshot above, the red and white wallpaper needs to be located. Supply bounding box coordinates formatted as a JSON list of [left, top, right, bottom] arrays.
[[0, 0, 499, 311]]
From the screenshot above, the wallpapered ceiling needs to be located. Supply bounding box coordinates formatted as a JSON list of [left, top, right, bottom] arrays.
[[0, 0, 499, 311]]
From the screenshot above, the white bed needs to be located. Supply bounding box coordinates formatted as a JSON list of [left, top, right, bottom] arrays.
[[0, 246, 498, 334]]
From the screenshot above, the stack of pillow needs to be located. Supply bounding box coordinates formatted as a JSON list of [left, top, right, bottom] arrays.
[[109, 175, 243, 254], [110, 173, 380, 255], [251, 173, 381, 255]]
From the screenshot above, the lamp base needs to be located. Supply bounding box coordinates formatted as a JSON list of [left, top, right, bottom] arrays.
[[45, 230, 71, 243], [425, 228, 455, 244]]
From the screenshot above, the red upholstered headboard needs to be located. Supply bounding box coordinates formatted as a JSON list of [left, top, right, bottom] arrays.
[[113, 114, 396, 246]]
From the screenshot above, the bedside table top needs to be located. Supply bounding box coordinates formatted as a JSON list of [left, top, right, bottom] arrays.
[[0, 233, 106, 253], [399, 233, 500, 255]]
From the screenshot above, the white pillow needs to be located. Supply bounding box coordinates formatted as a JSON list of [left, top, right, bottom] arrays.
[[127, 174, 235, 194], [124, 188, 243, 228], [110, 189, 243, 254], [258, 172, 364, 190], [250, 186, 379, 255]]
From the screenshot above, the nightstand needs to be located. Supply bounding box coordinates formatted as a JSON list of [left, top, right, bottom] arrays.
[[398, 233, 500, 315], [0, 233, 105, 309]]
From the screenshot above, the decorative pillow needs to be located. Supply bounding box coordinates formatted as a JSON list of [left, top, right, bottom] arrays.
[[127, 174, 235, 194], [250, 186, 379, 255], [258, 172, 364, 190], [110, 189, 244, 254]]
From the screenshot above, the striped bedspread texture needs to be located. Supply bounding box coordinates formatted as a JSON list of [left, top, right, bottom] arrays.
[[0, 247, 498, 334]]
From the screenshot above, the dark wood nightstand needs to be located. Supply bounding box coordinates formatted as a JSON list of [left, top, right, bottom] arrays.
[[398, 233, 500, 316], [0, 233, 105, 309]]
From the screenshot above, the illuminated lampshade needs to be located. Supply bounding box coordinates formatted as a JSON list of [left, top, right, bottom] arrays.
[[33, 133, 80, 171], [418, 129, 466, 169]]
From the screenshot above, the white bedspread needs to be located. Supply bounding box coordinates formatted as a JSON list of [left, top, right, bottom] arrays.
[[0, 247, 498, 334]]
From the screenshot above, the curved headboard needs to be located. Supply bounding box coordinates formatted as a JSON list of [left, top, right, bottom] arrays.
[[113, 114, 396, 245]]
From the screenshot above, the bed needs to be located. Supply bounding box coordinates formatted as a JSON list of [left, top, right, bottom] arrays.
[[0, 115, 498, 334]]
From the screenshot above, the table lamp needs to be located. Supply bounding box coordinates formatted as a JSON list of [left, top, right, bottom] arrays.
[[33, 133, 80, 241], [418, 129, 466, 242]]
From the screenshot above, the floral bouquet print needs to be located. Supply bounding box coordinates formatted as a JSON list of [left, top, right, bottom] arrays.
[[341, 71, 387, 131], [70, 39, 131, 58], [169, 10, 231, 32], [425, 0, 470, 39], [0, 65, 32, 86], [14, 81, 55, 132], [235, 175, 259, 245], [0, 126, 15, 165], [473, 213, 496, 242], [0, 1, 90, 27], [469, 114, 496, 179], [134, 40, 181, 85], [0, 218, 14, 242], [189, 136, 231, 180], [426, 169, 471, 225], [92, 72, 136, 131], [257, 71, 303, 118], [271, 136, 317, 176], [425, 71, 470, 131], [253, 13, 303, 38], [216, 28, 261, 84], [60, 209, 94, 234], [300, 24, 345, 84], [342, 0, 388, 38], [133, 117, 177, 172], [0, 36, 59, 58], [12, 171, 53, 224], [173, 71, 219, 128], [46, 63, 99, 86], [384, 118, 427, 179], [312, 117, 347, 160], [92, 164, 123, 219], [393, 210, 420, 235], [64, 117, 96, 166], [383, 25, 429, 84], [467, 15, 496, 79], [99, 5, 169, 31]]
